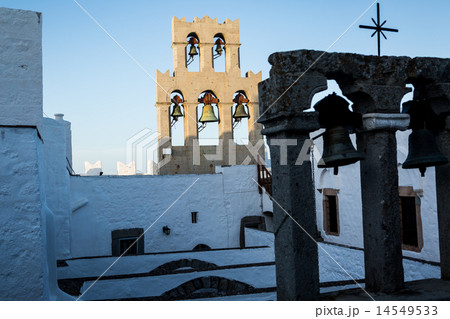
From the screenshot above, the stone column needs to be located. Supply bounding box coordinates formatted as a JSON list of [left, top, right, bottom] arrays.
[[357, 113, 410, 293], [262, 114, 321, 300], [258, 74, 326, 300], [183, 102, 198, 146], [199, 43, 213, 72], [225, 43, 241, 75], [171, 42, 187, 74], [436, 116, 450, 280]]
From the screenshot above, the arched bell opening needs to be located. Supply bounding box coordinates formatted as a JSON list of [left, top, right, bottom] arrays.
[[232, 90, 250, 145], [212, 33, 226, 72], [197, 90, 220, 145], [310, 81, 363, 176], [186, 33, 200, 72], [309, 80, 354, 112], [400, 91, 448, 177], [400, 84, 414, 113], [170, 90, 185, 146]]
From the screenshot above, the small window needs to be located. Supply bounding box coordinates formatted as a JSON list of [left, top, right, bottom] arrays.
[[111, 228, 144, 256], [119, 237, 138, 255], [399, 186, 423, 252], [323, 188, 339, 236], [191, 212, 198, 223]]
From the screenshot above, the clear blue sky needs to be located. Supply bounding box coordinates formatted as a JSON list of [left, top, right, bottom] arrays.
[[1, 0, 449, 174]]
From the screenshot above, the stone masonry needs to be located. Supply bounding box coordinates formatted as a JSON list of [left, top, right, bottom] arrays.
[[155, 16, 264, 175], [259, 49, 450, 299]]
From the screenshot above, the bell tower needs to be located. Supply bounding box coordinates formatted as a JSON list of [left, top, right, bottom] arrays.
[[155, 16, 263, 175]]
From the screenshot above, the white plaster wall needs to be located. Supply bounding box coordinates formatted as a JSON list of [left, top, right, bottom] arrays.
[[0, 127, 49, 300], [0, 7, 42, 131], [54, 114, 72, 166], [313, 132, 365, 248], [313, 130, 440, 263], [396, 130, 440, 263], [244, 228, 274, 248], [41, 118, 71, 259], [70, 165, 264, 257]]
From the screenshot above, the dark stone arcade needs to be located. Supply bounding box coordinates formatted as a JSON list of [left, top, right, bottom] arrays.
[[258, 50, 450, 300]]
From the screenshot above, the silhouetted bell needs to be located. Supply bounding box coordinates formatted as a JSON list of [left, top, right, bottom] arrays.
[[318, 126, 365, 175], [232, 104, 249, 121], [402, 129, 448, 177], [189, 45, 198, 56], [199, 104, 219, 123], [170, 104, 184, 121]]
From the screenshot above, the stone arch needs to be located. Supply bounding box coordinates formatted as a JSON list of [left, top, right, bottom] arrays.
[[170, 90, 185, 146], [232, 90, 250, 145], [186, 32, 200, 71], [148, 259, 217, 276], [197, 90, 220, 145], [161, 276, 255, 299], [192, 244, 211, 251], [212, 33, 225, 72]]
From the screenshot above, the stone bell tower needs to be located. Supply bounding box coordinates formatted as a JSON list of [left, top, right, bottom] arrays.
[[155, 16, 263, 175]]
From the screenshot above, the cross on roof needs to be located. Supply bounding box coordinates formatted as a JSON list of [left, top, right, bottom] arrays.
[[359, 3, 398, 56]]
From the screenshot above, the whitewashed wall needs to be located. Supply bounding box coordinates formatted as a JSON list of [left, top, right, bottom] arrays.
[[0, 7, 43, 131], [0, 127, 49, 300], [0, 7, 49, 300], [42, 118, 71, 259], [70, 165, 264, 258], [312, 130, 440, 263]]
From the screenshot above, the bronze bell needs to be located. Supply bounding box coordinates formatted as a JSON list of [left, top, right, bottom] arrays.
[[232, 104, 249, 120], [215, 45, 223, 56], [189, 45, 198, 56], [402, 129, 448, 177], [170, 104, 184, 120], [199, 104, 219, 123], [318, 126, 365, 175]]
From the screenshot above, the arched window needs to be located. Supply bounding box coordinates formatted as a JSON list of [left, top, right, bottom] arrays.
[[212, 33, 225, 72], [197, 90, 220, 145], [170, 91, 185, 146], [232, 91, 250, 145], [186, 33, 199, 72]]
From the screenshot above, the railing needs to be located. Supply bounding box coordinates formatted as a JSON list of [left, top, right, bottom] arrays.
[[257, 163, 272, 197]]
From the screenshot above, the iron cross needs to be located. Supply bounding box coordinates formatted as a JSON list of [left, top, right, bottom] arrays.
[[359, 3, 398, 56]]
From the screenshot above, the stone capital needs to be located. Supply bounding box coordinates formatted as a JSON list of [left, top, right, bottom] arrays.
[[362, 113, 410, 132], [260, 112, 320, 136]]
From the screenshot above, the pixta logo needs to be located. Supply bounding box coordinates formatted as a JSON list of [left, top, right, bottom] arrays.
[[126, 128, 171, 174]]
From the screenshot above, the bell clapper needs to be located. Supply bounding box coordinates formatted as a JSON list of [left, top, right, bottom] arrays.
[[419, 166, 426, 177], [333, 166, 339, 175]]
